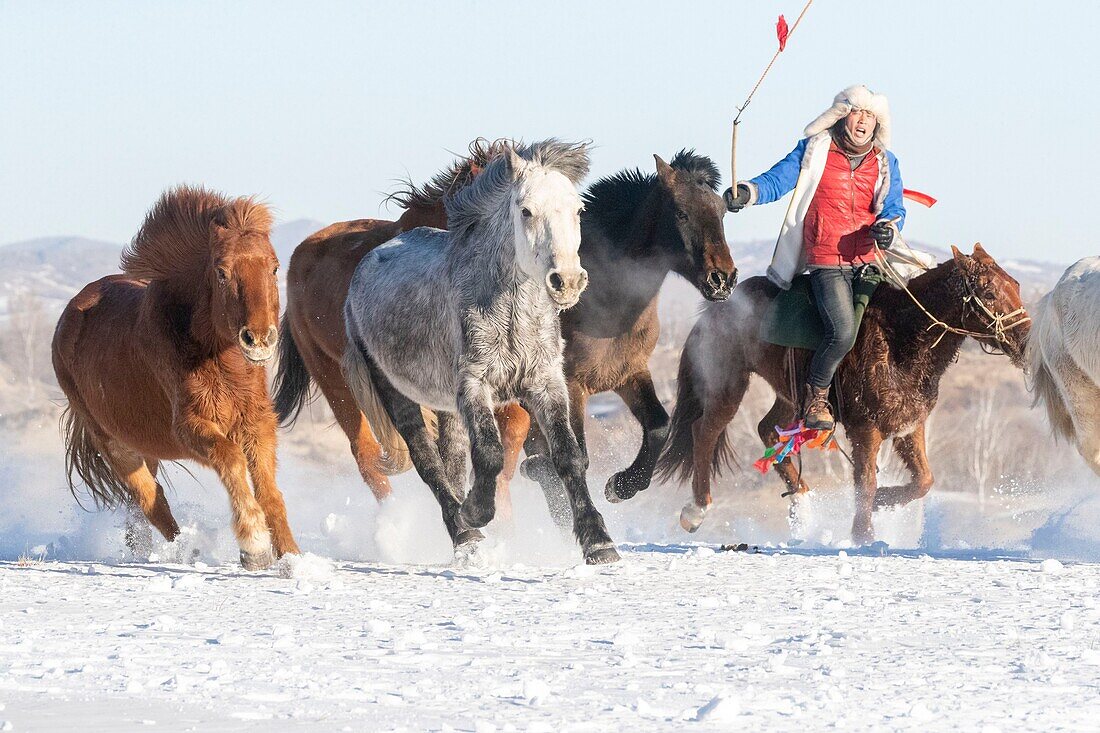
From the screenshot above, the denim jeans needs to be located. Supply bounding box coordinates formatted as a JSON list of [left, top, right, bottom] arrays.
[[807, 267, 858, 388]]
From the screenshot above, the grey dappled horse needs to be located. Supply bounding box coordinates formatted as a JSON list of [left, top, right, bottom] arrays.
[[342, 140, 621, 564]]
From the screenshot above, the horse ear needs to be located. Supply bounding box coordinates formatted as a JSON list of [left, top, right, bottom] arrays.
[[654, 154, 675, 183], [972, 242, 992, 262], [951, 245, 975, 273], [506, 148, 526, 179]]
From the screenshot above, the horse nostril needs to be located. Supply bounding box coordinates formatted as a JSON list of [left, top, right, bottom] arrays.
[[239, 328, 255, 348], [548, 271, 565, 293], [266, 325, 278, 346], [707, 270, 726, 290]]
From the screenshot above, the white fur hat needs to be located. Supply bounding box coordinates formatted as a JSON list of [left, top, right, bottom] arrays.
[[804, 84, 891, 148]]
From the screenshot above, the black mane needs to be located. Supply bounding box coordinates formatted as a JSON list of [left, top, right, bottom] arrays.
[[582, 150, 720, 234]]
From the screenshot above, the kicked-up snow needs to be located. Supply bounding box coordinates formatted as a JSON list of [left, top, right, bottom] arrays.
[[2, 544, 1099, 731]]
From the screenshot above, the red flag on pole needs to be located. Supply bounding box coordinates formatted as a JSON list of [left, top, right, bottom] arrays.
[[776, 15, 789, 51], [903, 189, 937, 208]]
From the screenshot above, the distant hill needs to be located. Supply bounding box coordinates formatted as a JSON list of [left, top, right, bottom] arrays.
[[0, 227, 1069, 324]]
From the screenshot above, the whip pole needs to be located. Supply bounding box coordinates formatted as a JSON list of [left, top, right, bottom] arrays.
[[731, 0, 816, 189]]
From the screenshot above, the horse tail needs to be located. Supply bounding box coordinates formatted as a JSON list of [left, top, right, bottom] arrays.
[[272, 315, 314, 427], [61, 406, 131, 511], [1026, 295, 1077, 444], [340, 334, 414, 476]]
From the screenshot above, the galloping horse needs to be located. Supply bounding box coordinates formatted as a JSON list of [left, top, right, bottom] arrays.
[[52, 186, 298, 568], [343, 140, 621, 564], [273, 140, 530, 514], [1028, 256, 1100, 477], [519, 151, 737, 521], [656, 244, 1030, 544]]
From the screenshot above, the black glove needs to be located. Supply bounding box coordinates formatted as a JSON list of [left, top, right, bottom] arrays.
[[723, 184, 752, 213], [870, 219, 895, 249]]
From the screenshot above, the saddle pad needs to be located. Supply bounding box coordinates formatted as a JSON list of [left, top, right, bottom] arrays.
[[759, 272, 882, 350]]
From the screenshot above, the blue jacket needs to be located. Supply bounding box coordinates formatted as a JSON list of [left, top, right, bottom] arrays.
[[749, 138, 907, 230]]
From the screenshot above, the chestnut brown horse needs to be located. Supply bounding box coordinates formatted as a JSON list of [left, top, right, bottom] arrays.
[[272, 140, 530, 513], [655, 244, 1030, 544], [53, 186, 298, 569]]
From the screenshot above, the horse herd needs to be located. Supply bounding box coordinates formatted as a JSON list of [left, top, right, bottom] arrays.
[[50, 138, 1099, 569]]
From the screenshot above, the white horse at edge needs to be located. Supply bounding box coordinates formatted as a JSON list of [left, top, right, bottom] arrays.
[[1027, 256, 1100, 477]]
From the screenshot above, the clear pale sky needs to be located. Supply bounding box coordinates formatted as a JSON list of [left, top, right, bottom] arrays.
[[1, 1, 1096, 264]]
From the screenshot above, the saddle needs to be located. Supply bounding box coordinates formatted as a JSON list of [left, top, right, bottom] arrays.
[[759, 268, 883, 350]]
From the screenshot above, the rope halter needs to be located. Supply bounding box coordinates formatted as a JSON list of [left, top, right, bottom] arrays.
[[873, 245, 1030, 353]]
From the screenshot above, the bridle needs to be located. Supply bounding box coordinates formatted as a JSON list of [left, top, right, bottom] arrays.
[[873, 245, 1030, 353]]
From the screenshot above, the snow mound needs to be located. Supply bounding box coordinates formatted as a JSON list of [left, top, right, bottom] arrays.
[[276, 552, 336, 581]]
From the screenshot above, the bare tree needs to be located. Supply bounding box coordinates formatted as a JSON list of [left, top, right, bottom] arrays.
[[968, 382, 1006, 509], [3, 291, 48, 409]]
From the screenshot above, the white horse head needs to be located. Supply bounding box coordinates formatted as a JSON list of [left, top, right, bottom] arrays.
[[506, 147, 587, 308], [508, 147, 589, 305]]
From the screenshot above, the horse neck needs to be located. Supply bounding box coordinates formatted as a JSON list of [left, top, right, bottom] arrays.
[[580, 184, 674, 319], [397, 204, 447, 231], [146, 278, 229, 357], [883, 264, 969, 374]]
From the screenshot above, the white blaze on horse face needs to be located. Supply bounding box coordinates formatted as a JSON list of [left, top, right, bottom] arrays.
[[512, 166, 587, 309]]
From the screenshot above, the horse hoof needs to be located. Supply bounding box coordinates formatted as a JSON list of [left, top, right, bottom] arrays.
[[679, 503, 707, 533], [459, 500, 495, 530], [519, 456, 537, 481], [584, 543, 621, 565], [454, 528, 485, 548], [240, 546, 275, 571], [603, 474, 631, 504]]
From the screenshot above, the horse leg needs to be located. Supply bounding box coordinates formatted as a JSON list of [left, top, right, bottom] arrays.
[[436, 411, 469, 501], [306, 343, 394, 501], [874, 422, 935, 509], [237, 412, 301, 558], [494, 403, 530, 525], [175, 412, 276, 569], [525, 380, 619, 564], [456, 380, 505, 530], [680, 376, 748, 532], [522, 420, 573, 531], [757, 397, 812, 498], [605, 370, 669, 503], [103, 445, 181, 545], [848, 425, 883, 545], [361, 359, 479, 548]]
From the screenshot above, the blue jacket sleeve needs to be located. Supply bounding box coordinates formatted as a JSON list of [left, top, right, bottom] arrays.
[[748, 138, 808, 205], [880, 152, 907, 230]]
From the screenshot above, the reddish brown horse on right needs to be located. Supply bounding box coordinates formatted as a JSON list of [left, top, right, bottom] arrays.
[[273, 140, 530, 513], [656, 244, 1030, 544]]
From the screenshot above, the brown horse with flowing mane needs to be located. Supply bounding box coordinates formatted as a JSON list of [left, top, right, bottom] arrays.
[[655, 244, 1030, 544], [272, 140, 530, 513], [52, 186, 298, 569]]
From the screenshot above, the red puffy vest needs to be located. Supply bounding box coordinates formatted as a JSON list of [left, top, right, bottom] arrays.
[[803, 143, 879, 266]]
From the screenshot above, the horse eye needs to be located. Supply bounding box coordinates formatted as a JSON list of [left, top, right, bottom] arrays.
[[521, 207, 532, 218], [216, 267, 229, 283], [675, 210, 689, 222], [272, 265, 279, 277]]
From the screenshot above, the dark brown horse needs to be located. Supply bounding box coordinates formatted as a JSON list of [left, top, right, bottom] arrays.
[[52, 186, 298, 569], [655, 244, 1030, 544], [272, 140, 530, 515], [519, 151, 737, 521]]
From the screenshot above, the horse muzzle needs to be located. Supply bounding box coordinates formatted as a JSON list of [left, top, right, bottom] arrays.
[[239, 325, 278, 364], [701, 268, 736, 302], [546, 268, 588, 309]]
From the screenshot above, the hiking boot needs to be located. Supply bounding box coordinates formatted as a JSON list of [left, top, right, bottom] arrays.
[[802, 384, 835, 431]]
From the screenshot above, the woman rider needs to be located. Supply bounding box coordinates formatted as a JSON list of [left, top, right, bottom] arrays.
[[724, 84, 906, 430]]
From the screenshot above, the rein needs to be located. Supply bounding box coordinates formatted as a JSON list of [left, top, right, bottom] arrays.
[[872, 241, 1030, 352]]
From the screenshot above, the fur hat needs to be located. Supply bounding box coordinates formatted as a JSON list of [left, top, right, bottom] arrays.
[[804, 84, 891, 148]]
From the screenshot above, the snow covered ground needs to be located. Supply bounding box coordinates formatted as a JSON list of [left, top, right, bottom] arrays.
[[3, 544, 1100, 732], [4, 415, 1100, 731]]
